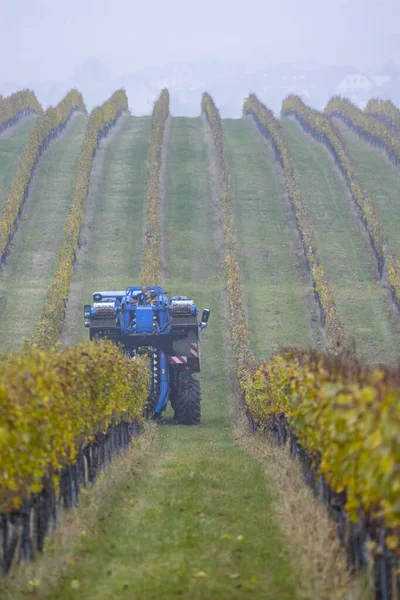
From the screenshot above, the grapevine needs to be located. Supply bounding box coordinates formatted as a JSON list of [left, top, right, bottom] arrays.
[[244, 347, 400, 550], [366, 98, 400, 133], [202, 93, 255, 385], [140, 89, 170, 286], [325, 96, 400, 165], [0, 340, 150, 513], [0, 89, 42, 132]]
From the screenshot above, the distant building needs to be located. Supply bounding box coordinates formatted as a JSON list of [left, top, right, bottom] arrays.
[[334, 73, 373, 94]]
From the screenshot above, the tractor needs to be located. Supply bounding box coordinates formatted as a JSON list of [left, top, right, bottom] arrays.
[[84, 286, 210, 424]]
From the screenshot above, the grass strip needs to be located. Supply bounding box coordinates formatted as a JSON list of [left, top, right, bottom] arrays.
[[244, 94, 346, 353], [336, 119, 400, 259], [282, 117, 400, 363], [32, 116, 296, 600], [221, 117, 314, 359]]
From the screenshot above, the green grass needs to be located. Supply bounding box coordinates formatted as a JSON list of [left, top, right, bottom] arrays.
[[0, 114, 87, 352], [0, 116, 37, 213], [282, 118, 400, 363], [62, 115, 151, 344], [335, 120, 400, 257], [45, 117, 295, 600], [223, 118, 313, 360]]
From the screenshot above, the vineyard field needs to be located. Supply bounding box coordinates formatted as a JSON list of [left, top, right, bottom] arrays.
[[62, 115, 151, 345], [0, 116, 37, 214], [2, 91, 400, 599], [335, 119, 400, 257], [282, 117, 400, 363], [0, 113, 87, 352]]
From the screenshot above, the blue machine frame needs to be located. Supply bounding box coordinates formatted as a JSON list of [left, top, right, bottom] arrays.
[[85, 286, 209, 417]]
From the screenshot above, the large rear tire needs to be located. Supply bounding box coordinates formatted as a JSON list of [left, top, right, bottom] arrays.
[[175, 374, 201, 425]]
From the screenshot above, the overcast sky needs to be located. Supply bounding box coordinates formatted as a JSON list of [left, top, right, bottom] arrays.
[[1, 0, 400, 82]]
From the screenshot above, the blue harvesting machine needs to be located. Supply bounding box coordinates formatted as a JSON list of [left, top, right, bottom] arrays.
[[84, 286, 210, 424]]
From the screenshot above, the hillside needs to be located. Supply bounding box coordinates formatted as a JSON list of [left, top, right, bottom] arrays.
[[2, 95, 399, 600]]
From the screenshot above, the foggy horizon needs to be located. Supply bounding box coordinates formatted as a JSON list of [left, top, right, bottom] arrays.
[[1, 0, 400, 83]]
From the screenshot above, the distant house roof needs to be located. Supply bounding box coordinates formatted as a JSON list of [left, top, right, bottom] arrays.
[[335, 73, 373, 92]]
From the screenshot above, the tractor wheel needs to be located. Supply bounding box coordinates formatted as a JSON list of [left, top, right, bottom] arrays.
[[175, 374, 201, 425]]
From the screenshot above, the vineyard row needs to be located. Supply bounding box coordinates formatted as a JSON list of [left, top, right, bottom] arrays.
[[366, 98, 400, 133], [0, 89, 86, 261], [325, 96, 400, 166], [201, 92, 255, 385], [0, 89, 41, 135], [0, 90, 399, 587], [140, 89, 170, 286], [0, 89, 170, 514]]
